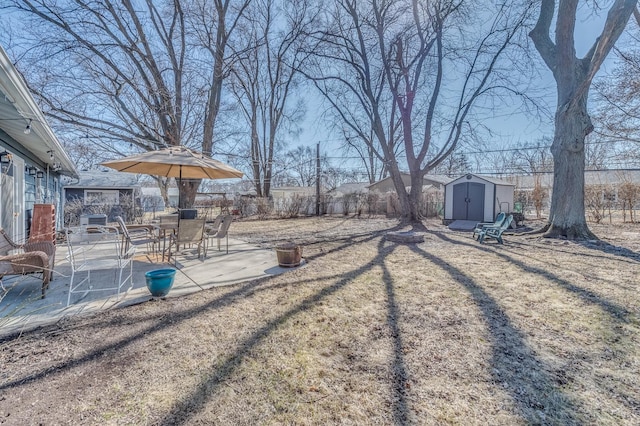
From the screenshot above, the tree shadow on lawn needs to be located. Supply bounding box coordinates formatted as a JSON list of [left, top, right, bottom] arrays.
[[576, 239, 640, 262], [1, 223, 415, 425], [406, 241, 579, 424], [154, 236, 412, 425], [432, 232, 630, 323], [426, 230, 640, 417], [500, 239, 639, 291], [507, 234, 640, 265]]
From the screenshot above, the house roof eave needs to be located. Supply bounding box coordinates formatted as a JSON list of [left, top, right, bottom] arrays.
[[0, 45, 78, 178]]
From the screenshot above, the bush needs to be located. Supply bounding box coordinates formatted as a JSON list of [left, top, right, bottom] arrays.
[[64, 199, 84, 227], [276, 195, 311, 218], [256, 197, 272, 219], [585, 184, 613, 224], [364, 192, 380, 216]]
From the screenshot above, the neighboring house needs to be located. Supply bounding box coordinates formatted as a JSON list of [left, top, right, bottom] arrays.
[[330, 182, 369, 197], [271, 186, 317, 215], [139, 187, 167, 213], [367, 173, 451, 193], [506, 170, 640, 214], [509, 170, 640, 192], [366, 174, 449, 217], [0, 45, 78, 240], [271, 186, 316, 200], [142, 187, 236, 215], [166, 187, 179, 208], [271, 186, 316, 196], [63, 170, 140, 222], [444, 174, 514, 223], [325, 182, 369, 215]]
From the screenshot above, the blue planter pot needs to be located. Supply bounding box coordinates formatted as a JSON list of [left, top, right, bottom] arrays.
[[145, 269, 176, 297]]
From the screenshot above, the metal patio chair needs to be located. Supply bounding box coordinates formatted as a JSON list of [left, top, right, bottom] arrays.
[[115, 216, 159, 256], [65, 225, 135, 306]]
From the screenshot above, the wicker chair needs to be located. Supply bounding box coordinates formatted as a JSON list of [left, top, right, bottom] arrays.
[[0, 228, 55, 298]]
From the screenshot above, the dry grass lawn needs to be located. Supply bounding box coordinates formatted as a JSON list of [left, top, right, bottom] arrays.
[[1, 216, 639, 425]]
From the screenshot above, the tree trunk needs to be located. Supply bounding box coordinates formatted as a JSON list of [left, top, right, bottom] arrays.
[[407, 173, 423, 222], [387, 161, 410, 219], [179, 179, 201, 209], [250, 112, 263, 197], [545, 96, 597, 239]]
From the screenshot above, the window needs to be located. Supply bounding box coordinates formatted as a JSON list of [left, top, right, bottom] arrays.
[[84, 190, 119, 205]]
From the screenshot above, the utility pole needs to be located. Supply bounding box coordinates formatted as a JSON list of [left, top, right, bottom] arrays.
[[316, 142, 321, 216]]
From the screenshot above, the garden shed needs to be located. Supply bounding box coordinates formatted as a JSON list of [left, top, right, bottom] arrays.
[[444, 174, 514, 222]]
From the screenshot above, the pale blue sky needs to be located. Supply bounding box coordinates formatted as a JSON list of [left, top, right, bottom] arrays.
[[296, 7, 621, 166]]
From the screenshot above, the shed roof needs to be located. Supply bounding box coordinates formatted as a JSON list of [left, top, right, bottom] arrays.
[[367, 173, 451, 190], [447, 174, 515, 187]]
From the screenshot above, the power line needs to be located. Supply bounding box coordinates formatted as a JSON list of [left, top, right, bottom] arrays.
[[319, 138, 628, 159]]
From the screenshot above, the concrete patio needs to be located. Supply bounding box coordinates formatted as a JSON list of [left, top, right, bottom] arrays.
[[0, 236, 297, 338]]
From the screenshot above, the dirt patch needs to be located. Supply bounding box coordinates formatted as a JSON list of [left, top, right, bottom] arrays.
[[1, 216, 639, 424]]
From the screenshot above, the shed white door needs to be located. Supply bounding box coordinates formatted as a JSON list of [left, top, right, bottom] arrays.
[[452, 182, 485, 221]]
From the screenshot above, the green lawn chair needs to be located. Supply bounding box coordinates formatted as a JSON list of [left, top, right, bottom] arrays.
[[477, 214, 513, 244], [472, 212, 506, 240]]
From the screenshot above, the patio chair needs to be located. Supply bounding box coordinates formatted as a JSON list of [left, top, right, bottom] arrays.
[[65, 225, 135, 306], [472, 212, 507, 240], [477, 214, 514, 244], [159, 214, 180, 227], [0, 228, 55, 298], [204, 214, 223, 250], [115, 216, 159, 256], [206, 214, 233, 255], [167, 218, 206, 264]]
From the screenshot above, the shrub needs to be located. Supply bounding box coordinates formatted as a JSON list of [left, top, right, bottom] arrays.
[[276, 195, 310, 218], [256, 197, 272, 219]]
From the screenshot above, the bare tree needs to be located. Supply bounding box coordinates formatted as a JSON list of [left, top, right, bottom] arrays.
[[529, 0, 636, 239], [510, 139, 553, 175], [432, 151, 471, 178], [282, 146, 318, 187], [4, 0, 253, 208], [591, 7, 640, 170], [227, 0, 314, 197], [339, 120, 396, 184], [185, 0, 253, 204], [305, 0, 532, 222], [5, 0, 196, 205]]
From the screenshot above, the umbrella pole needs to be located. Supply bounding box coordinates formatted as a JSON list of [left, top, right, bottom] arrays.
[[178, 166, 182, 209]]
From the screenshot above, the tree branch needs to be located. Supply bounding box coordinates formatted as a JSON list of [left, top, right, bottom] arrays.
[[529, 0, 557, 71]]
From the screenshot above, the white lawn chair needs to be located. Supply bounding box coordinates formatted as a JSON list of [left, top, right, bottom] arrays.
[[65, 225, 135, 306]]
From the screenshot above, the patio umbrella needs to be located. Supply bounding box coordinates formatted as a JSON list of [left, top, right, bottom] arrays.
[[101, 145, 243, 207]]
